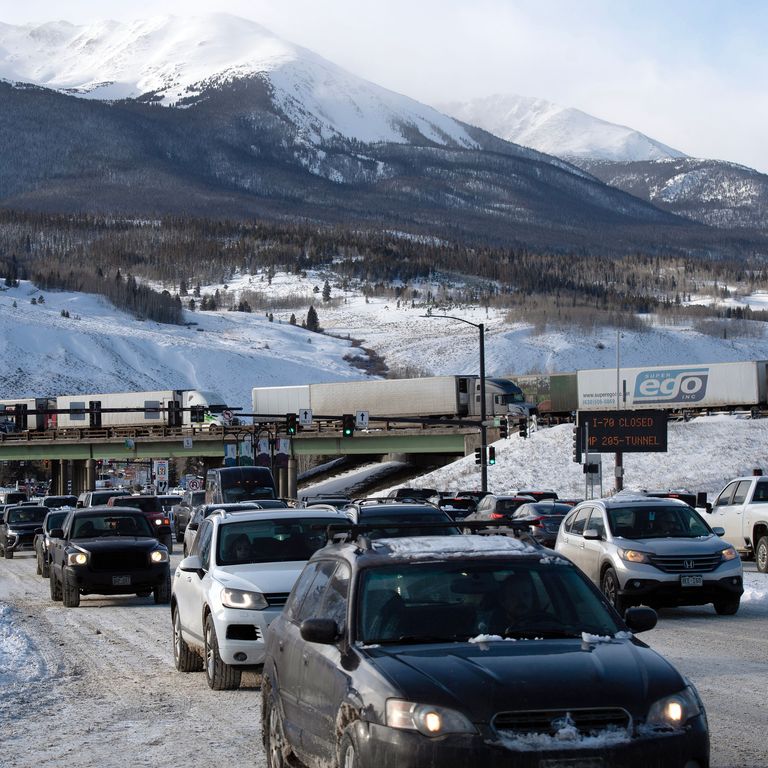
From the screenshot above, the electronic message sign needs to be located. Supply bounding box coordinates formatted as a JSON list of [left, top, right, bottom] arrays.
[[576, 410, 668, 453]]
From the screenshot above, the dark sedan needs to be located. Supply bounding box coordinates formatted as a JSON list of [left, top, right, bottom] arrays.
[[460, 493, 535, 530], [48, 506, 171, 607], [508, 501, 574, 547], [0, 504, 48, 558], [262, 535, 709, 768]]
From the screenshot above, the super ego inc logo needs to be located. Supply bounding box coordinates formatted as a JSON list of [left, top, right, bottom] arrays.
[[633, 368, 709, 403]]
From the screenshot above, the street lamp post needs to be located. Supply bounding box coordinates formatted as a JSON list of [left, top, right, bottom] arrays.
[[615, 329, 624, 492], [422, 314, 488, 492]]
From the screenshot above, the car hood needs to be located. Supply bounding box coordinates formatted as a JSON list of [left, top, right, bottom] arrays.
[[70, 536, 161, 552], [5, 522, 44, 533], [616, 533, 727, 554], [364, 638, 684, 720], [212, 561, 305, 593]]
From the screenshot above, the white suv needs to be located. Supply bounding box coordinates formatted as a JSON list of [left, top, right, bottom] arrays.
[[555, 492, 743, 616], [171, 507, 348, 689]]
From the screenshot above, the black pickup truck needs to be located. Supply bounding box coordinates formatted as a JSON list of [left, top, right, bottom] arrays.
[[48, 506, 171, 608]]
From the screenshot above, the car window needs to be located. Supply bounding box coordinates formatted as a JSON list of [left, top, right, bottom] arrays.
[[295, 561, 337, 623], [752, 480, 768, 502], [714, 481, 738, 507], [318, 563, 351, 632], [586, 509, 605, 538], [196, 519, 213, 568], [569, 508, 590, 535], [284, 563, 321, 622], [732, 480, 752, 505]]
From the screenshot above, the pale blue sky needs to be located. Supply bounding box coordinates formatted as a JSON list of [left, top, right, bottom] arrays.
[[4, 0, 767, 172]]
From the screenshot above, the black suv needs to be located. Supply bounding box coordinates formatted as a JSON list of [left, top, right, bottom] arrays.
[[48, 506, 171, 607], [262, 533, 709, 768], [0, 504, 48, 558]]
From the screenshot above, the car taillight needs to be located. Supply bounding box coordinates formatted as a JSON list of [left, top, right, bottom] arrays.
[[529, 517, 544, 527], [490, 512, 505, 519]]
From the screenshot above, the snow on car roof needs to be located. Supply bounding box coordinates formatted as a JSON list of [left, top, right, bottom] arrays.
[[371, 534, 540, 558]]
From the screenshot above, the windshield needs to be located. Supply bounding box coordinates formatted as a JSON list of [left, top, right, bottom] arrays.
[[72, 514, 154, 538], [608, 505, 711, 539], [356, 560, 620, 645], [217, 517, 340, 565], [7, 507, 47, 524], [503, 392, 526, 404], [358, 510, 460, 538]]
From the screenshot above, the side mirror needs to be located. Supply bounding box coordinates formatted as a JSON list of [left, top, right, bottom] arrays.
[[76, 501, 84, 508], [704, 502, 713, 514], [34, 527, 44, 535], [188, 521, 199, 531], [300, 618, 339, 645], [49, 528, 64, 539], [583, 528, 601, 540], [711, 526, 725, 537], [179, 555, 203, 573], [623, 606, 657, 633]]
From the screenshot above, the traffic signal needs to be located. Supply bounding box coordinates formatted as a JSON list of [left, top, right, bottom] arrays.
[[286, 412, 298, 435], [518, 418, 528, 439], [499, 417, 508, 439], [342, 414, 355, 437], [89, 400, 102, 428], [474, 447, 482, 465], [488, 446, 496, 465], [572, 425, 581, 463]]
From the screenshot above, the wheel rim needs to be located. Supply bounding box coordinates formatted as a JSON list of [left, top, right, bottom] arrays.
[[758, 542, 767, 571], [205, 621, 215, 679], [603, 572, 618, 606], [268, 704, 284, 768], [343, 742, 356, 768], [173, 610, 182, 663]]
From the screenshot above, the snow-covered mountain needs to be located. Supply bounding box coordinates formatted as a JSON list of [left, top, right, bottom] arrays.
[[0, 14, 476, 150], [437, 93, 687, 163]]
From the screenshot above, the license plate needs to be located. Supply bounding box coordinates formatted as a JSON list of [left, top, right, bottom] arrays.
[[112, 575, 131, 586], [680, 574, 703, 587], [540, 759, 604, 768]]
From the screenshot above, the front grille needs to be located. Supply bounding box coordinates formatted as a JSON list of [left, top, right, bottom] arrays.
[[648, 553, 722, 573], [89, 550, 149, 572], [494, 708, 631, 737], [264, 592, 290, 607]]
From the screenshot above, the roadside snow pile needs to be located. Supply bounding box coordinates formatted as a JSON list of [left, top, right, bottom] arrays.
[[742, 573, 768, 604], [0, 604, 47, 685]]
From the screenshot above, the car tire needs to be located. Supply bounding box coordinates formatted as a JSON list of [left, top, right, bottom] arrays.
[[338, 728, 360, 768], [600, 567, 627, 615], [62, 571, 80, 607], [154, 571, 171, 604], [176, 530, 184, 544], [160, 534, 173, 555], [714, 598, 740, 616], [41, 556, 50, 579], [264, 686, 290, 768], [204, 613, 241, 690], [49, 567, 62, 601], [5, 547, 13, 560], [756, 536, 768, 574], [173, 605, 203, 672], [36, 549, 42, 575]]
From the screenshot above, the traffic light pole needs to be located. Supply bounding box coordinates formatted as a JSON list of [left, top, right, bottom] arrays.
[[478, 322, 487, 493]]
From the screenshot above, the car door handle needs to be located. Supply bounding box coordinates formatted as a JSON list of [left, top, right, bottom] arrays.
[[302, 652, 309, 665], [579, 541, 585, 549], [278, 640, 284, 652]]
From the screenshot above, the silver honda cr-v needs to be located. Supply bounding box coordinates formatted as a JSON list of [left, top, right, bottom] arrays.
[[555, 492, 743, 615]]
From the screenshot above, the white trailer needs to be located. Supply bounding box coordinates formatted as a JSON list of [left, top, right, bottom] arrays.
[[252, 376, 532, 419], [577, 361, 768, 411], [0, 397, 56, 431]]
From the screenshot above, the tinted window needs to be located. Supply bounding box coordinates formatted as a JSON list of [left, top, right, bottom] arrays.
[[295, 561, 336, 622], [732, 481, 752, 505], [586, 510, 605, 538], [569, 508, 590, 535], [608, 505, 711, 539], [45, 512, 68, 532], [285, 563, 321, 622], [7, 507, 47, 524], [714, 481, 738, 507], [319, 563, 351, 632], [196, 520, 213, 568], [752, 480, 768, 502], [71, 513, 153, 537]]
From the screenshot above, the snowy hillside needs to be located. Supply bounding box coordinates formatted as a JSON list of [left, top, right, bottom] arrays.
[[0, 14, 476, 149], [3, 270, 768, 413], [438, 93, 686, 162]]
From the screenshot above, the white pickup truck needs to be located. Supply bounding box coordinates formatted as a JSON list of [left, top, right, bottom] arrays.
[[706, 475, 768, 572]]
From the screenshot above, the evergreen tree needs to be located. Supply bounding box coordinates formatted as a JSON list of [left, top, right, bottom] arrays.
[[322, 280, 332, 302], [306, 305, 320, 332]]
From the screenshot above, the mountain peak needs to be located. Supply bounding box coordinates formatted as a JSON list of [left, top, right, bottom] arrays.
[[438, 92, 687, 163]]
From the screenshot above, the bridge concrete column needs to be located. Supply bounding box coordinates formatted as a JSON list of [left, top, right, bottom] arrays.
[[277, 467, 288, 498], [287, 458, 297, 500], [71, 460, 88, 495], [57, 459, 69, 496], [86, 458, 96, 491]]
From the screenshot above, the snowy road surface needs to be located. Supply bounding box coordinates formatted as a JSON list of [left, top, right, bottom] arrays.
[[1, 552, 766, 768]]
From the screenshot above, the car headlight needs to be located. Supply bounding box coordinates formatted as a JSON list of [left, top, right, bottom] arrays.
[[221, 588, 268, 610], [617, 548, 651, 564], [720, 546, 739, 562], [66, 551, 89, 566], [646, 686, 702, 729], [386, 699, 476, 737], [150, 550, 169, 563], [6, 529, 19, 537]]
